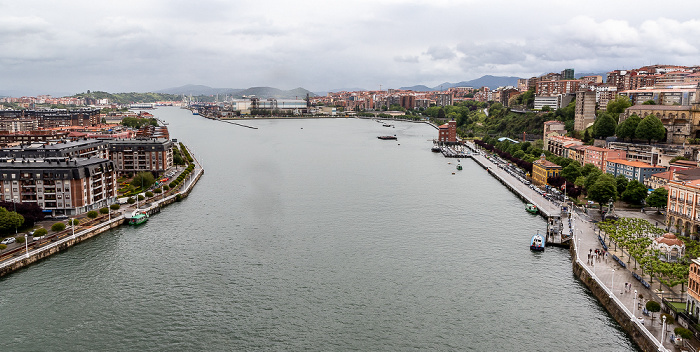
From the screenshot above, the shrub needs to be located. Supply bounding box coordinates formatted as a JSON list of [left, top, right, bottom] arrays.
[[169, 182, 176, 188], [154, 188, 162, 194], [110, 204, 120, 210], [0, 244, 6, 250], [87, 211, 98, 219], [69, 219, 80, 226], [163, 185, 169, 191], [99, 207, 109, 214], [33, 228, 48, 237], [145, 191, 153, 197], [51, 222, 66, 231], [127, 197, 136, 204], [175, 194, 182, 202], [15, 236, 25, 243], [137, 195, 145, 201]]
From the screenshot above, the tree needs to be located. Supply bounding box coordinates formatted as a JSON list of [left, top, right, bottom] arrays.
[[580, 163, 599, 177], [606, 95, 632, 115], [642, 100, 656, 105], [560, 163, 582, 183], [51, 222, 66, 232], [646, 301, 661, 324], [99, 207, 109, 214], [635, 115, 666, 143], [127, 197, 136, 204], [587, 174, 618, 208], [593, 112, 617, 138], [69, 219, 80, 226], [131, 172, 155, 190], [675, 327, 693, 340], [583, 129, 593, 144], [33, 228, 48, 237], [437, 108, 446, 119], [621, 180, 648, 204], [616, 114, 641, 141], [87, 211, 98, 219], [646, 188, 668, 213], [615, 174, 629, 195], [110, 204, 121, 210], [584, 168, 603, 191], [0, 207, 24, 233]]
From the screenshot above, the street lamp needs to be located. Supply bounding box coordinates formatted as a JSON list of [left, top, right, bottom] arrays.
[[24, 233, 28, 259], [661, 315, 667, 343], [71, 218, 75, 238], [611, 269, 615, 296], [633, 289, 638, 318]]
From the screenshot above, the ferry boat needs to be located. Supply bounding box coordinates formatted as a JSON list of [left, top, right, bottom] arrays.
[[530, 232, 545, 251], [377, 135, 397, 140], [526, 203, 538, 214], [128, 211, 149, 225]]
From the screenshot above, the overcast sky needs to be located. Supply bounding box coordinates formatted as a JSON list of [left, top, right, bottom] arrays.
[[3, 0, 700, 96]]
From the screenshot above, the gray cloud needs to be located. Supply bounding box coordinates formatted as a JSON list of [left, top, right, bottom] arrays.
[[2, 1, 700, 95]]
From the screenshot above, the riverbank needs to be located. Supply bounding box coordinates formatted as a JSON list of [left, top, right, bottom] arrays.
[[0, 146, 204, 278], [466, 140, 682, 351]]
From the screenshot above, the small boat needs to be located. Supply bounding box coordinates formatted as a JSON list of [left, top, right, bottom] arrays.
[[526, 203, 538, 214], [382, 124, 392, 127], [377, 135, 397, 140], [456, 164, 463, 170], [128, 211, 149, 225], [431, 146, 441, 153], [192, 109, 199, 115], [530, 232, 545, 251]]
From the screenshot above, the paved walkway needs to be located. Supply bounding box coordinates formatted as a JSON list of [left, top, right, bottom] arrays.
[[573, 208, 696, 351]]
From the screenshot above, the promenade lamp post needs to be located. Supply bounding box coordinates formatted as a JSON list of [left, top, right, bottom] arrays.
[[611, 269, 615, 297], [633, 289, 638, 318], [24, 233, 28, 259], [71, 218, 75, 238], [661, 315, 667, 343], [578, 238, 582, 261]]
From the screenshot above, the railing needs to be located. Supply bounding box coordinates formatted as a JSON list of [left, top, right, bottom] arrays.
[[572, 236, 668, 351]]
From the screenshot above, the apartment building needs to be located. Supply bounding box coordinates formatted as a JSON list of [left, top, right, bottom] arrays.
[[108, 139, 173, 174], [574, 90, 596, 131], [532, 154, 562, 186], [667, 178, 700, 235], [0, 157, 117, 215], [605, 159, 666, 184], [584, 147, 626, 171]]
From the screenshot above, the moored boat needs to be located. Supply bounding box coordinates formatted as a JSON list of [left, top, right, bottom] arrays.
[[377, 135, 397, 140], [530, 232, 545, 251], [128, 211, 149, 225], [431, 146, 441, 152], [456, 164, 463, 170], [526, 203, 538, 214]]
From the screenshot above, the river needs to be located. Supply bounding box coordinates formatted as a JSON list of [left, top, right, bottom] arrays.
[[0, 107, 636, 351]]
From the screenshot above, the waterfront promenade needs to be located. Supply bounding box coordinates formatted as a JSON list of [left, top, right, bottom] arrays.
[[468, 140, 697, 351]]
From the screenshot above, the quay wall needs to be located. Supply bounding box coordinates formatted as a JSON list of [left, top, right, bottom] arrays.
[[467, 141, 663, 351], [0, 217, 124, 277], [569, 244, 662, 352]]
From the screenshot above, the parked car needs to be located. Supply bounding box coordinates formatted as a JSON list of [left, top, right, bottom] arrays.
[[55, 215, 68, 220], [1, 237, 16, 245]]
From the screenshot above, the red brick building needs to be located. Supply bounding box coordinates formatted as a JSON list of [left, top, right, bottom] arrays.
[[438, 120, 457, 143]]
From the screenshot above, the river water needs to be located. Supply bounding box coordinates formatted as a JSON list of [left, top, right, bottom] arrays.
[[0, 107, 636, 351]]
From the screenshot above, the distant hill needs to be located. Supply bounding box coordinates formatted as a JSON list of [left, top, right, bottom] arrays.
[[315, 87, 367, 96], [236, 87, 315, 99], [575, 72, 608, 79], [156, 85, 315, 99], [398, 75, 521, 91], [397, 85, 433, 92], [155, 84, 242, 96]]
